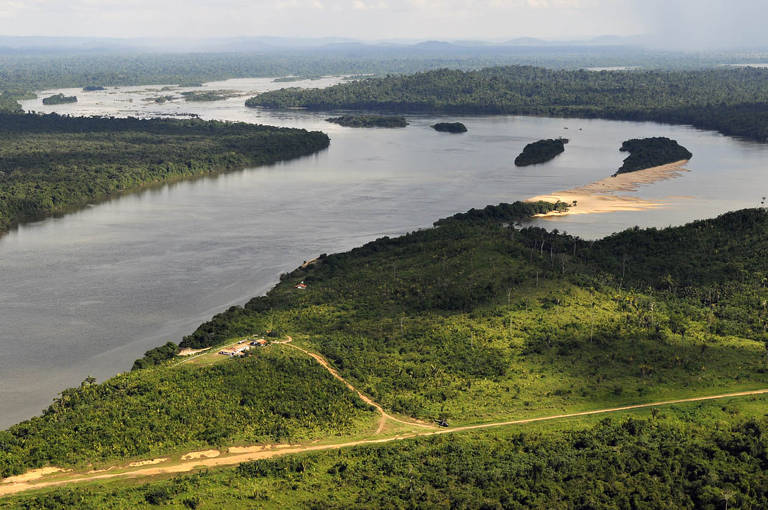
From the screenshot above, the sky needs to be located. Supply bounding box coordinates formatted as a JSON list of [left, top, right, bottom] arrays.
[[0, 0, 766, 49]]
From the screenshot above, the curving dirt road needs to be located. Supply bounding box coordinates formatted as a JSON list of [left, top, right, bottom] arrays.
[[3, 341, 768, 499], [283, 341, 435, 434]]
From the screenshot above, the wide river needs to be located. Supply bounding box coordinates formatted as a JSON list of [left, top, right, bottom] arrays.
[[1, 77, 765, 427]]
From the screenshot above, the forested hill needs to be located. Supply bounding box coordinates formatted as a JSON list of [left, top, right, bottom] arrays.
[[0, 113, 330, 235], [3, 203, 768, 505], [249, 66, 768, 142]]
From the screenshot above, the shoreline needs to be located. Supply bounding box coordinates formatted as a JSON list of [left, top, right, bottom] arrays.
[[527, 160, 690, 217]]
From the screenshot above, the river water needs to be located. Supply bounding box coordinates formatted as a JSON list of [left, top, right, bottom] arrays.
[[0, 77, 765, 427]]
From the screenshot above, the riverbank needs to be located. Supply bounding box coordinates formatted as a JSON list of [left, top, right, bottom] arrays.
[[0, 114, 330, 238], [527, 160, 690, 217], [1, 109, 762, 432]]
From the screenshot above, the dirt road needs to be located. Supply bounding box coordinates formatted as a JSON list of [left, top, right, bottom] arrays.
[[3, 337, 767, 499], [283, 342, 435, 434], [3, 387, 767, 498]]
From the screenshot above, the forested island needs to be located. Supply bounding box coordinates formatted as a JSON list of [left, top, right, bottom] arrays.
[[41, 93, 77, 105], [616, 137, 692, 174], [249, 66, 768, 142], [514, 138, 568, 166], [148, 95, 175, 104], [431, 121, 467, 133], [81, 86, 105, 91], [3, 200, 768, 507], [181, 90, 239, 102], [0, 113, 330, 236], [324, 114, 408, 128]]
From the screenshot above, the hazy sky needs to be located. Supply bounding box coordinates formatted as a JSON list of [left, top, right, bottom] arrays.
[[0, 0, 765, 48]]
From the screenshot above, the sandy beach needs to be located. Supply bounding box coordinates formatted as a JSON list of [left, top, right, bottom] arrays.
[[527, 160, 690, 217]]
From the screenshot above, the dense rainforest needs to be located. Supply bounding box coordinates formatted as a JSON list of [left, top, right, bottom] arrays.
[[248, 66, 768, 142], [0, 113, 330, 235], [616, 137, 692, 174], [324, 115, 408, 128], [0, 349, 375, 477], [0, 47, 750, 97], [41, 93, 76, 105], [180, 90, 240, 102], [5, 406, 768, 509], [514, 138, 568, 166], [3, 203, 768, 492], [431, 121, 467, 133]]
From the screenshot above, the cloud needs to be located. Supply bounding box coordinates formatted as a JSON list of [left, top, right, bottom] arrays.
[[0, 0, 764, 48]]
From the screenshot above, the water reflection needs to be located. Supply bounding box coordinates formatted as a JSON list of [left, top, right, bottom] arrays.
[[1, 78, 766, 427]]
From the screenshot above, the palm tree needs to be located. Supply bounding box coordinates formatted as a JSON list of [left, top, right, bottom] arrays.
[[721, 489, 735, 510]]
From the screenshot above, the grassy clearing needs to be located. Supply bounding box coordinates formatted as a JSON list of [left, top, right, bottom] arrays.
[[4, 395, 768, 509]]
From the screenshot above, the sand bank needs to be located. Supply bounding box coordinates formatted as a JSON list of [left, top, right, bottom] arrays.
[[128, 458, 168, 467], [527, 160, 690, 217], [180, 449, 220, 461], [1, 467, 66, 484]]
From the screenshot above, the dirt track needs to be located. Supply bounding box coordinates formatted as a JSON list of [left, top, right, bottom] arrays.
[[3, 340, 767, 499], [283, 342, 435, 434]]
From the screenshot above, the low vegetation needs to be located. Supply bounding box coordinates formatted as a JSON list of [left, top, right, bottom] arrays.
[[431, 122, 467, 133], [514, 138, 568, 166], [323, 115, 408, 128], [0, 113, 330, 235], [2, 199, 767, 502], [176, 205, 768, 426], [0, 93, 22, 113], [41, 93, 77, 105], [180, 91, 239, 102], [432, 200, 568, 226], [248, 66, 768, 142], [147, 95, 175, 104], [131, 342, 180, 371], [4, 399, 768, 508], [0, 348, 375, 478], [616, 137, 693, 174]]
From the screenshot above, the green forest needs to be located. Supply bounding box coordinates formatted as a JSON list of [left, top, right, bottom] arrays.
[[3, 55, 768, 507], [41, 93, 77, 105], [324, 115, 408, 128], [3, 203, 768, 506], [431, 121, 467, 133], [4, 401, 768, 509], [0, 113, 329, 235], [3, 202, 768, 501], [616, 137, 692, 174], [0, 48, 741, 100], [514, 138, 568, 166], [0, 349, 375, 478], [175, 206, 768, 423], [249, 66, 768, 142]]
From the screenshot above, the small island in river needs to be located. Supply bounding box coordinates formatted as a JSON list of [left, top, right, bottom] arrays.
[[514, 138, 568, 166], [616, 137, 692, 175], [42, 93, 78, 105], [181, 90, 240, 102], [432, 122, 467, 133], [82, 86, 105, 92], [326, 115, 408, 128]]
